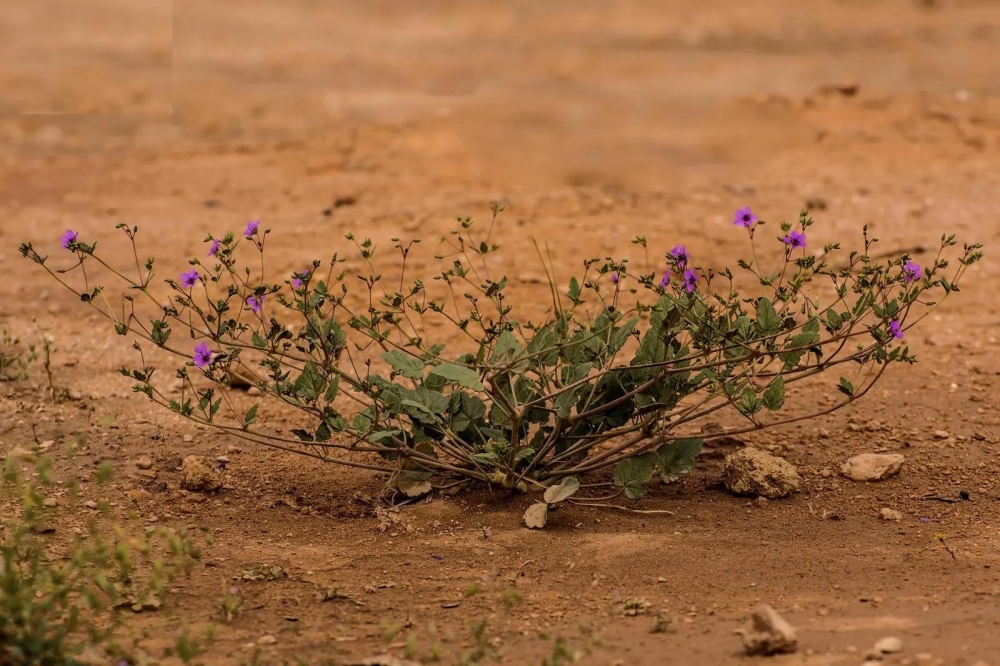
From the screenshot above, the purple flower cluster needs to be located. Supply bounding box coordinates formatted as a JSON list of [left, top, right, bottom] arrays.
[[291, 269, 311, 290], [61, 229, 79, 249], [180, 269, 200, 289], [782, 229, 806, 249], [902, 260, 921, 284], [193, 341, 214, 369], [681, 269, 698, 293], [668, 245, 689, 271], [733, 206, 758, 228]]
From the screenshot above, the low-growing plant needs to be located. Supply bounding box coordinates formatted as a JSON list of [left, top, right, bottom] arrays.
[[0, 454, 208, 665], [1, 328, 38, 383], [19, 208, 982, 521]]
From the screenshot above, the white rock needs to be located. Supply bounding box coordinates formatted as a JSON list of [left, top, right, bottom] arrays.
[[258, 634, 277, 645], [841, 453, 904, 481], [880, 507, 902, 521], [875, 636, 904, 654], [724, 448, 801, 499], [736, 604, 798, 656]]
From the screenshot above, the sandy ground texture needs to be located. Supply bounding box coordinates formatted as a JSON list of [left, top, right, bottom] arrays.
[[3, 0, 1000, 664]]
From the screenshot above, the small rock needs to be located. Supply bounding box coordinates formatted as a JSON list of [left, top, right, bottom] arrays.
[[875, 636, 904, 654], [258, 634, 277, 645], [4, 446, 37, 463], [841, 453, 904, 482], [183, 434, 194, 443], [932, 430, 950, 440], [179, 455, 223, 493], [880, 508, 903, 521], [84, 500, 98, 510], [226, 445, 243, 454], [735, 604, 798, 656], [723, 448, 801, 499], [247, 386, 262, 396], [39, 440, 55, 450], [68, 390, 84, 401], [135, 456, 154, 470], [216, 455, 230, 464], [43, 497, 58, 507]]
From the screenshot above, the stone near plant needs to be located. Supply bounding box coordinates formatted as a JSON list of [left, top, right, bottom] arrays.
[[723, 448, 800, 499]]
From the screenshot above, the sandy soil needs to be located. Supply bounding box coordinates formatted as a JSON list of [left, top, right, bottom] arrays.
[[3, 1, 1000, 664]]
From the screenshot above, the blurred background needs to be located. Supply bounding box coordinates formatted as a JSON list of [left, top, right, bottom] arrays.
[[1, 0, 998, 190]]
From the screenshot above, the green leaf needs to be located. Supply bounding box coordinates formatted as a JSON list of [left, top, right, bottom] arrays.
[[243, 404, 259, 427], [567, 277, 581, 303], [401, 387, 450, 425], [837, 377, 855, 398], [295, 360, 327, 401], [251, 332, 267, 349], [613, 453, 656, 500], [490, 330, 527, 372], [609, 317, 640, 354], [738, 388, 762, 415], [430, 363, 485, 391], [324, 375, 340, 402], [754, 298, 781, 337], [543, 477, 580, 504], [761, 377, 785, 411], [656, 438, 702, 483], [382, 350, 426, 380]]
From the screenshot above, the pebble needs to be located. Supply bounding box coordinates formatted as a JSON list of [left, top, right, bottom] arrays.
[[735, 605, 798, 656], [216, 455, 230, 464], [84, 500, 98, 510], [247, 386, 262, 396], [136, 456, 154, 470], [183, 434, 194, 443], [226, 445, 243, 454], [43, 497, 58, 507], [258, 634, 277, 645], [875, 636, 904, 654], [932, 430, 950, 440], [841, 453, 905, 482], [723, 448, 801, 499], [68, 390, 84, 401], [880, 508, 903, 521], [39, 440, 55, 450]]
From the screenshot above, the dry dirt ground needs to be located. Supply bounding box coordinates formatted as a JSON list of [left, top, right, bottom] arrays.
[[3, 1, 1000, 664]]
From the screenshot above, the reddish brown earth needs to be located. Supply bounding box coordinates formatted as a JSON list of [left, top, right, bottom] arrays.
[[3, 1, 1000, 664]]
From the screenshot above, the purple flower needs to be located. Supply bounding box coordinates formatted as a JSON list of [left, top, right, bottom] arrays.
[[247, 294, 263, 314], [291, 269, 310, 290], [681, 269, 698, 293], [782, 230, 807, 249], [889, 320, 903, 340], [902, 260, 921, 284], [658, 272, 669, 288], [733, 206, 758, 228], [610, 272, 620, 284], [180, 269, 200, 288], [61, 229, 79, 249], [668, 245, 690, 271], [208, 238, 220, 257], [193, 341, 214, 369], [244, 220, 259, 238]]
